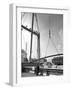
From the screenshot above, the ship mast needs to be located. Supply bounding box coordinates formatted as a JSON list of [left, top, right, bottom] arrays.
[[21, 13, 40, 62], [29, 13, 34, 62]]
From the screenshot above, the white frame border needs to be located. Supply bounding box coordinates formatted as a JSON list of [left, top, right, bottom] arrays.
[[9, 4, 70, 86]]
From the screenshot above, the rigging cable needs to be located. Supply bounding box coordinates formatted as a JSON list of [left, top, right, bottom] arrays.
[[45, 37, 49, 56], [45, 29, 59, 56], [35, 13, 40, 32], [45, 15, 59, 56], [21, 12, 25, 21], [50, 38, 59, 54]]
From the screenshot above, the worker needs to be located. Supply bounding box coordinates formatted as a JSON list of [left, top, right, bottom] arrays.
[[35, 65, 40, 76]]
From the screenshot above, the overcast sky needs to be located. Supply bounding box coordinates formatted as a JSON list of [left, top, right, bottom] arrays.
[[21, 13, 63, 59]]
